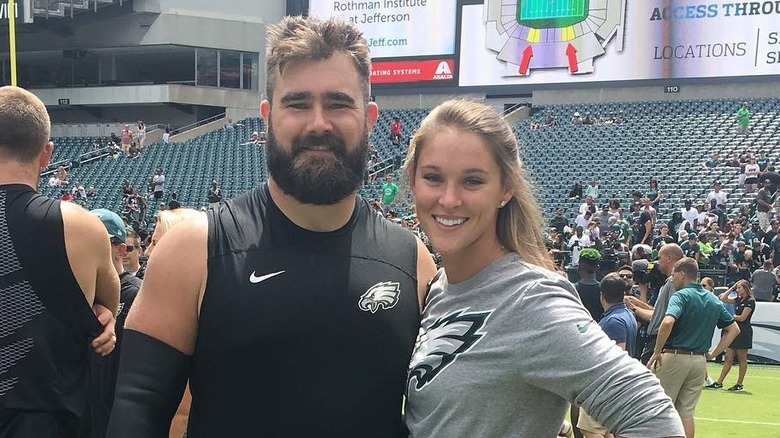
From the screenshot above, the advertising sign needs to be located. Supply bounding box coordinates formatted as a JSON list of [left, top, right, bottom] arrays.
[[0, 0, 33, 24], [309, 0, 458, 84], [459, 0, 780, 87]]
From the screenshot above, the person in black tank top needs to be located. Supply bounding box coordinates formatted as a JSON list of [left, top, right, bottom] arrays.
[[0, 86, 121, 437], [80, 209, 142, 438], [108, 17, 437, 438]]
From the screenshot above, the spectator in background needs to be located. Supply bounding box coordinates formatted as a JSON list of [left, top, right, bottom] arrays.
[[167, 193, 181, 210], [571, 111, 583, 125], [121, 180, 134, 201], [708, 280, 755, 391], [48, 173, 60, 187], [648, 258, 738, 437], [647, 177, 661, 208], [702, 152, 721, 168], [583, 113, 595, 125], [596, 205, 612, 236], [120, 124, 133, 157], [580, 195, 596, 215], [87, 186, 98, 200], [61, 189, 74, 202], [584, 179, 599, 200], [92, 137, 102, 150], [541, 110, 558, 127], [705, 181, 727, 210], [750, 260, 777, 302], [72, 182, 87, 203], [127, 141, 140, 160], [381, 173, 398, 214], [56, 165, 69, 186], [756, 177, 777, 231], [653, 223, 676, 249], [82, 209, 143, 438], [569, 182, 583, 200], [550, 208, 568, 235], [735, 101, 750, 135], [681, 200, 698, 229], [207, 180, 223, 209], [757, 150, 771, 172], [575, 210, 592, 230], [390, 117, 402, 145], [568, 226, 593, 266], [136, 121, 146, 149], [578, 273, 638, 438], [575, 248, 603, 321], [223, 118, 243, 131], [744, 157, 760, 192], [162, 125, 171, 144], [152, 168, 165, 201], [241, 131, 264, 146], [123, 229, 144, 278]]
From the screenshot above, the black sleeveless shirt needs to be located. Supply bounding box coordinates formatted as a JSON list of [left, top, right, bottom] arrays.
[[0, 184, 101, 434], [189, 184, 420, 437]]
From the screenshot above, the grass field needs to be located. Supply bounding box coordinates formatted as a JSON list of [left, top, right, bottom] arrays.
[[693, 363, 780, 437]]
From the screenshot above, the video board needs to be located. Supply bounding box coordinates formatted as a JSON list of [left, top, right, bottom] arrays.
[[308, 0, 458, 85], [459, 0, 780, 87]]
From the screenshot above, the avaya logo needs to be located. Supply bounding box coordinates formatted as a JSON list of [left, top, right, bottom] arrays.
[[432, 61, 453, 80]]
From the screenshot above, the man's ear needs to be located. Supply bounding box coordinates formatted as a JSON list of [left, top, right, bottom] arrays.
[[260, 100, 271, 121], [39, 141, 54, 169], [366, 102, 379, 131]]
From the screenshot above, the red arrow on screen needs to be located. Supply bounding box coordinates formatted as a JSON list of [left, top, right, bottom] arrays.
[[518, 46, 533, 75], [566, 44, 579, 73]]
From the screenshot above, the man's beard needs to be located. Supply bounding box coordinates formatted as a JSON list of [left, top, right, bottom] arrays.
[[265, 118, 368, 205]]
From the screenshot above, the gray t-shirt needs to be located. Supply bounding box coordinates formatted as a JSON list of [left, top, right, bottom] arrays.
[[648, 276, 675, 335], [751, 269, 776, 301], [405, 253, 683, 438]]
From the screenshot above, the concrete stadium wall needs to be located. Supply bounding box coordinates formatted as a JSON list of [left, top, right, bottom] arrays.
[[375, 93, 485, 110], [532, 81, 780, 105]]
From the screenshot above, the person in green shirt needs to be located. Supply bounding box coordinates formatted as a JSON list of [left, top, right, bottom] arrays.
[[736, 102, 750, 135], [702, 152, 721, 168], [381, 173, 399, 214], [649, 257, 739, 438]]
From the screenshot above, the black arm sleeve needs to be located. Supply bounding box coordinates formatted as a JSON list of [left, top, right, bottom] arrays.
[[106, 330, 190, 438]]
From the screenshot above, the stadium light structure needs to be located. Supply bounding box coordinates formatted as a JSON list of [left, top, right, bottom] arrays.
[[7, 0, 17, 85]]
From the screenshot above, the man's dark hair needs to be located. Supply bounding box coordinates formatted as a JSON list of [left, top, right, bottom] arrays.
[[0, 86, 51, 161], [600, 273, 626, 304]]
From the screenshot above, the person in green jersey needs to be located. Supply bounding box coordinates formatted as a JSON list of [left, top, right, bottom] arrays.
[[381, 173, 399, 214]]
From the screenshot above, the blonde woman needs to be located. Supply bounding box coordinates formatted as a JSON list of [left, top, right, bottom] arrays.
[[708, 280, 756, 391], [403, 99, 684, 437], [145, 208, 201, 257], [135, 207, 201, 438]]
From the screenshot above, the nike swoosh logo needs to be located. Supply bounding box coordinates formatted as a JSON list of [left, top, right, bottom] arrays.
[[249, 270, 286, 284], [577, 320, 595, 333]]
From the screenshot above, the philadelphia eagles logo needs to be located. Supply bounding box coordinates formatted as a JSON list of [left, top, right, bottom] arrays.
[[358, 281, 401, 313], [407, 309, 491, 391]]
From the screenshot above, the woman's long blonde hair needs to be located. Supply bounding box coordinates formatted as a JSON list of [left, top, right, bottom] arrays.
[[403, 99, 554, 270]]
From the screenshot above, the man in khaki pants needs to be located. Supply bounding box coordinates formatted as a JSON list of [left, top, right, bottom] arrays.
[[648, 257, 740, 437]]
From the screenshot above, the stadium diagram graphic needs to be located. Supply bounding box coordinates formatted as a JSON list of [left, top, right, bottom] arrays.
[[483, 0, 627, 77]]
